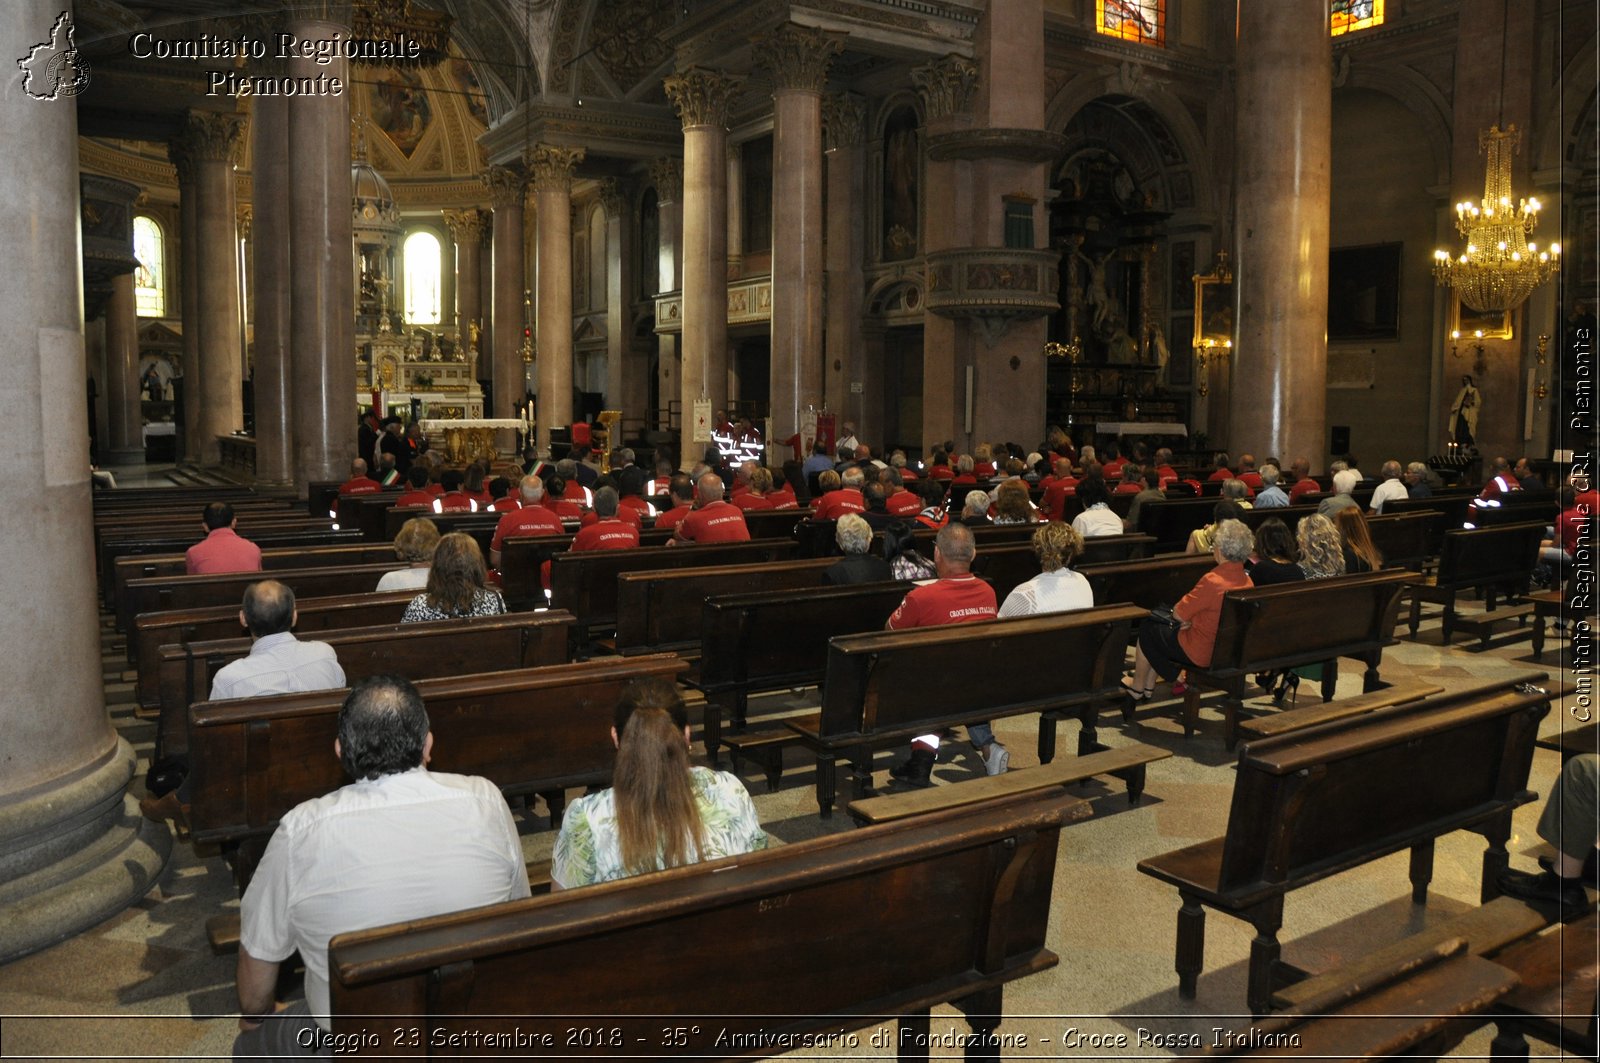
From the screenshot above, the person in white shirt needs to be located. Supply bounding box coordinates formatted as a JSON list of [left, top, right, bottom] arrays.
[[375, 517, 440, 592], [209, 581, 346, 701], [999, 522, 1095, 617], [1070, 476, 1124, 538], [234, 675, 531, 1058], [1368, 459, 1410, 514]]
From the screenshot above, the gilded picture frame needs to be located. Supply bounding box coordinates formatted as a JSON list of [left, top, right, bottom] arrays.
[[1449, 295, 1514, 340], [1192, 254, 1234, 350]]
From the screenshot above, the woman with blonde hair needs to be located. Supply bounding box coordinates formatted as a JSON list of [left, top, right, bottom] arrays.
[[376, 517, 440, 592], [401, 532, 507, 621], [551, 677, 768, 888], [999, 522, 1092, 617], [1295, 513, 1347, 581]]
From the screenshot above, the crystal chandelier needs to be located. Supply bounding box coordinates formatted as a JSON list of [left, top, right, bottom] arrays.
[[1433, 124, 1559, 313]]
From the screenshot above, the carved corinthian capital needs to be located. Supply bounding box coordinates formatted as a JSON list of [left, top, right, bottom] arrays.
[[822, 93, 865, 152], [483, 165, 528, 208], [178, 110, 247, 164], [596, 178, 629, 220], [664, 66, 746, 130], [525, 143, 586, 194], [754, 24, 842, 94], [443, 208, 486, 246], [911, 54, 980, 120], [649, 157, 683, 203]]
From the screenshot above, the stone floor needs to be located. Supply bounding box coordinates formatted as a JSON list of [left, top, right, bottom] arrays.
[[1, 531, 1590, 1059]]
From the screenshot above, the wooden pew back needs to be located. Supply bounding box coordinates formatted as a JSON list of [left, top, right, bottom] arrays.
[[327, 790, 1083, 1056], [1435, 523, 1545, 589], [1208, 571, 1415, 677], [113, 543, 399, 614], [1078, 554, 1216, 613], [614, 558, 839, 655], [121, 562, 406, 634], [100, 529, 362, 607]]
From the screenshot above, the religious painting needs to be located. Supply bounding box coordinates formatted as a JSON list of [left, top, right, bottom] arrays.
[[372, 69, 431, 158], [1193, 256, 1233, 350], [1327, 243, 1401, 340], [450, 59, 488, 126], [881, 106, 919, 262], [1450, 295, 1514, 340], [1096, 0, 1165, 47]]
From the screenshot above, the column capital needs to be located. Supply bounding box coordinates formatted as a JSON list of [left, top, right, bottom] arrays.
[[822, 92, 866, 152], [482, 165, 529, 207], [754, 24, 842, 94], [236, 204, 253, 240], [664, 66, 746, 130], [596, 178, 630, 220], [525, 143, 586, 194], [910, 54, 979, 120], [649, 157, 683, 204], [442, 207, 487, 245], [177, 110, 247, 165]]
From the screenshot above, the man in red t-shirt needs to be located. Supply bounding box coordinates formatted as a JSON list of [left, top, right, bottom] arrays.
[[813, 467, 868, 520], [394, 466, 436, 508], [882, 467, 922, 516], [673, 473, 751, 543], [1235, 453, 1263, 491], [653, 475, 697, 533], [885, 523, 1004, 785], [1286, 457, 1321, 504], [1207, 453, 1234, 482], [185, 502, 263, 575], [334, 459, 383, 522], [1041, 459, 1079, 521], [431, 469, 479, 513], [489, 476, 565, 569], [572, 488, 641, 552], [540, 476, 584, 521], [1153, 447, 1179, 488]]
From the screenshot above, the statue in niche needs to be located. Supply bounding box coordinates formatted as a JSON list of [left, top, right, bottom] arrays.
[[1449, 374, 1480, 447], [1078, 248, 1121, 336], [882, 107, 919, 261]]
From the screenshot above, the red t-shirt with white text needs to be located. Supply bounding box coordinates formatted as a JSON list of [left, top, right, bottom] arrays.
[[886, 575, 997, 629]]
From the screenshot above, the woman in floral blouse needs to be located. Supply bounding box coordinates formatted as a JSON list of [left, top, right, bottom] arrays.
[[551, 678, 768, 889], [401, 532, 507, 622]]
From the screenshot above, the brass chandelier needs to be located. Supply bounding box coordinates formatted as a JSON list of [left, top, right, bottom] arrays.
[[1432, 124, 1559, 313]]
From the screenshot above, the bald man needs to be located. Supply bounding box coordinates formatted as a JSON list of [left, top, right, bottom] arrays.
[[673, 473, 751, 544]]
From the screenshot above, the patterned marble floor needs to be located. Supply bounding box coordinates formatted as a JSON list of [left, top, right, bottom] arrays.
[[0, 588, 1588, 1061]]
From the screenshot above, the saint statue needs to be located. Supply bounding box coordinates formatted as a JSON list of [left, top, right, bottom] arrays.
[[1449, 374, 1480, 446]]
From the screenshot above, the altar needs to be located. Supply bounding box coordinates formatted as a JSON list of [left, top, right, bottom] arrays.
[[420, 419, 526, 465]]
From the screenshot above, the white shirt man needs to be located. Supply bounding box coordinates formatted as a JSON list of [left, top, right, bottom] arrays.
[[211, 630, 345, 701], [1369, 461, 1410, 514]]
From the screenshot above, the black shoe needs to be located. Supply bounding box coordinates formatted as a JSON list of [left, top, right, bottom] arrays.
[[1497, 868, 1590, 918], [1536, 850, 1600, 889], [889, 747, 936, 788]]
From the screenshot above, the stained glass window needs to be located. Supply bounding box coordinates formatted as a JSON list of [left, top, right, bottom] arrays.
[[403, 230, 442, 325], [1330, 0, 1384, 36], [133, 215, 165, 317], [1096, 0, 1165, 47]]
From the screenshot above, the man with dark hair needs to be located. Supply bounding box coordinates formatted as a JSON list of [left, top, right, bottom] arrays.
[[394, 465, 435, 508], [654, 474, 698, 533], [432, 469, 479, 513], [887, 523, 1003, 784], [185, 502, 262, 575], [233, 675, 529, 1058], [1512, 456, 1543, 491], [572, 487, 640, 552], [859, 480, 898, 532]]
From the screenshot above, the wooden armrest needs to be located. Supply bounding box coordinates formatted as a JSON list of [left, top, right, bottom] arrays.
[[1135, 838, 1227, 896], [1239, 682, 1445, 742]]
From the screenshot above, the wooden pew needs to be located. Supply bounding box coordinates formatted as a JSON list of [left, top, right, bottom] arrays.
[[131, 591, 417, 705], [99, 528, 362, 608], [112, 543, 400, 616], [1137, 676, 1550, 1014], [614, 558, 841, 656], [326, 790, 1088, 1059], [93, 484, 257, 510], [120, 562, 408, 635], [548, 538, 799, 640], [1406, 523, 1545, 644], [784, 605, 1145, 817], [1175, 570, 1415, 746], [1233, 680, 1445, 744], [1136, 498, 1224, 552], [497, 528, 674, 610], [156, 611, 576, 759], [1386, 493, 1475, 555], [693, 582, 913, 772], [1078, 554, 1216, 615], [187, 654, 690, 888], [95, 511, 331, 562], [1485, 910, 1599, 1060]]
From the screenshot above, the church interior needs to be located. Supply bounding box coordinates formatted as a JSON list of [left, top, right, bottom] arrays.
[[2, 0, 1598, 1057]]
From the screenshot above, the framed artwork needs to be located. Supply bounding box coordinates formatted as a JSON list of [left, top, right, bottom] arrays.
[[1193, 254, 1233, 350], [1449, 296, 1514, 340], [1328, 243, 1401, 340]]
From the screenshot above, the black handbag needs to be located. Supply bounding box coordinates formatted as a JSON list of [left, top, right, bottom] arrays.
[[1148, 604, 1182, 629]]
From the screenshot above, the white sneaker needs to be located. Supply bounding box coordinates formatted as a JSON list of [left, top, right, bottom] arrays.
[[983, 742, 1009, 776]]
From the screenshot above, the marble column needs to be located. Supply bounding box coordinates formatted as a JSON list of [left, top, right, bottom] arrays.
[[823, 93, 866, 430], [485, 166, 528, 425], [726, 144, 745, 278], [651, 157, 683, 460], [104, 273, 144, 464], [443, 208, 485, 354], [0, 1, 170, 962], [176, 111, 246, 466], [758, 24, 841, 443], [1230, 0, 1332, 465], [286, 18, 355, 486], [251, 92, 292, 485], [598, 180, 644, 420], [170, 143, 202, 463], [528, 144, 585, 453], [666, 67, 743, 437]]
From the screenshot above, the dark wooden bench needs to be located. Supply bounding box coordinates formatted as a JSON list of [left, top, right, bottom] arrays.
[[1364, 510, 1435, 572], [326, 789, 1089, 1059], [120, 561, 407, 635], [112, 542, 400, 617], [1078, 553, 1216, 615], [614, 558, 842, 656], [1137, 676, 1549, 1014], [784, 605, 1145, 817], [187, 654, 690, 889], [1486, 909, 1599, 1061], [95, 511, 331, 564], [132, 590, 418, 710], [496, 528, 673, 610], [1233, 680, 1446, 744], [1407, 523, 1545, 644], [156, 611, 575, 759], [98, 528, 360, 607], [1176, 570, 1415, 746]]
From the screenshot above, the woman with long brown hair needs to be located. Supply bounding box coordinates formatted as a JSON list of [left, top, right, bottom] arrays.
[[401, 531, 507, 621], [1334, 506, 1384, 574], [550, 678, 768, 888]]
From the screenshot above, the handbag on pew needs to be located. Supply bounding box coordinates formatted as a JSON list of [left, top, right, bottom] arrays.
[[1147, 604, 1182, 629]]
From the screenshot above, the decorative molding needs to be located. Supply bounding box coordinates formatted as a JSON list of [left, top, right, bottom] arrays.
[[649, 156, 683, 203], [235, 204, 252, 240], [925, 127, 1067, 162], [754, 23, 843, 94], [525, 143, 586, 193], [596, 178, 629, 220], [654, 273, 773, 334], [482, 164, 528, 207], [923, 248, 1061, 345], [822, 92, 866, 151], [442, 207, 486, 245], [663, 66, 746, 130], [178, 110, 246, 164], [911, 54, 979, 120]]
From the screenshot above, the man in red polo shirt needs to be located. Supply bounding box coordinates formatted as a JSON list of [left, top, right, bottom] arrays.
[[653, 475, 697, 533], [394, 466, 435, 508], [489, 477, 565, 569], [541, 476, 584, 521], [334, 459, 383, 522], [1235, 453, 1263, 491], [882, 467, 922, 516], [673, 473, 751, 543], [813, 467, 867, 520], [886, 523, 1002, 786], [1287, 457, 1321, 504], [186, 502, 263, 575], [432, 470, 478, 513], [572, 488, 641, 552], [1041, 458, 1079, 521], [1153, 447, 1179, 487]]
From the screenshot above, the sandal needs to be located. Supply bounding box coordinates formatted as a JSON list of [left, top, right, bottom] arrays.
[[1120, 677, 1154, 702]]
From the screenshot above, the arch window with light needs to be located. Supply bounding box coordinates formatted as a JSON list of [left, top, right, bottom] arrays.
[[1096, 0, 1164, 47], [132, 215, 165, 317], [403, 229, 443, 325]]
